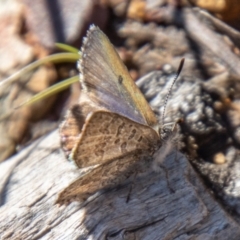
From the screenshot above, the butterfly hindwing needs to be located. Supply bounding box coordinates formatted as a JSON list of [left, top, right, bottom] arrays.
[[60, 93, 104, 159], [71, 111, 160, 168], [57, 152, 152, 204]]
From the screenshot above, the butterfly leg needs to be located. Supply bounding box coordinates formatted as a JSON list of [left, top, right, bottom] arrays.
[[160, 163, 175, 194], [126, 171, 138, 203], [153, 144, 176, 193]]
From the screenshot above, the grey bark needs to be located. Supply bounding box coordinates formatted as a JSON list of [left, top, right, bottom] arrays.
[[0, 129, 239, 239]]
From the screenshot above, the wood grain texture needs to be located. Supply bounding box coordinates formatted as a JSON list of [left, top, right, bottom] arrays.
[[56, 152, 152, 204], [0, 129, 239, 239]]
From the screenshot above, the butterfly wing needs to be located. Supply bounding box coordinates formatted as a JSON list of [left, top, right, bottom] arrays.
[[71, 111, 159, 168], [79, 25, 158, 128], [60, 93, 103, 159], [56, 152, 152, 205]]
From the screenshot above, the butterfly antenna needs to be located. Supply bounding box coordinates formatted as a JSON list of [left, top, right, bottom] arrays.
[[161, 58, 185, 127]]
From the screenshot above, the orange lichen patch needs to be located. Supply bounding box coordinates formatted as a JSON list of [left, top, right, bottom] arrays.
[[193, 0, 226, 12], [213, 152, 226, 164], [194, 0, 240, 23], [213, 97, 231, 113], [127, 0, 146, 21]]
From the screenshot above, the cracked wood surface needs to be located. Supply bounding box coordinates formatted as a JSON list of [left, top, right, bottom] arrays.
[[0, 130, 240, 239]]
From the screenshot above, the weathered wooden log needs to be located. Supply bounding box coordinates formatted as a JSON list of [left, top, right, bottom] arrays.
[[0, 124, 239, 239]]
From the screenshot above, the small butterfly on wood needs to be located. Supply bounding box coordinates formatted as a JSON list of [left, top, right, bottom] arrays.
[[57, 25, 184, 204]]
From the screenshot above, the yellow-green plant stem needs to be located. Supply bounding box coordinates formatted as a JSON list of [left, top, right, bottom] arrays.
[[18, 75, 79, 108], [55, 43, 79, 53], [0, 52, 79, 87]]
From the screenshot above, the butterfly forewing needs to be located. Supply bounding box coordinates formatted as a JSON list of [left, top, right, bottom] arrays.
[[79, 25, 158, 128], [71, 111, 160, 168]]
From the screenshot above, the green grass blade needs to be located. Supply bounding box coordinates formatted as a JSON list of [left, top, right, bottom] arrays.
[[0, 52, 80, 87], [17, 75, 79, 108], [55, 43, 79, 53]]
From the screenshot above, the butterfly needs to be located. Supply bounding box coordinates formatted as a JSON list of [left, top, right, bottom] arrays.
[[56, 25, 183, 204]]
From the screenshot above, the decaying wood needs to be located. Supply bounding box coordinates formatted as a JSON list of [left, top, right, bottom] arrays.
[[0, 130, 239, 239], [195, 8, 240, 50]]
